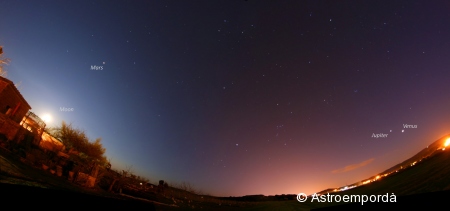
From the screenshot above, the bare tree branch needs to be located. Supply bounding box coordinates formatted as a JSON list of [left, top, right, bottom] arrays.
[[0, 46, 10, 78]]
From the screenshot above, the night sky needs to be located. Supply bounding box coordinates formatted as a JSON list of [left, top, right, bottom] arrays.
[[1, 1, 450, 197]]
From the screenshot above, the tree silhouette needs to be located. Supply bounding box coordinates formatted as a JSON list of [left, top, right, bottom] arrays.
[[49, 121, 107, 165], [0, 46, 11, 77]]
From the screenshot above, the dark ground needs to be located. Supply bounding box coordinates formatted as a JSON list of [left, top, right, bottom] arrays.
[[0, 182, 156, 209], [3, 144, 450, 210], [0, 146, 257, 210], [0, 146, 159, 210]]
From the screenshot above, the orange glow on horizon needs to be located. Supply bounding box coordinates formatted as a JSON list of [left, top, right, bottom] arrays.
[[444, 137, 450, 147]]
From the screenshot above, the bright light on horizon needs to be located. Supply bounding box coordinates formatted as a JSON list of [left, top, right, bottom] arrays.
[[444, 137, 450, 147]]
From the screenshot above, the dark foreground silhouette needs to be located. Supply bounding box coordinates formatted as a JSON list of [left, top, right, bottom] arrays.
[[0, 182, 156, 210]]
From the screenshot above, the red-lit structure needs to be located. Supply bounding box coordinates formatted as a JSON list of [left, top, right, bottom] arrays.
[[0, 76, 32, 143]]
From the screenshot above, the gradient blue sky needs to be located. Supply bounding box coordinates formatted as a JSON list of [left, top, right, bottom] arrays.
[[1, 0, 450, 196]]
